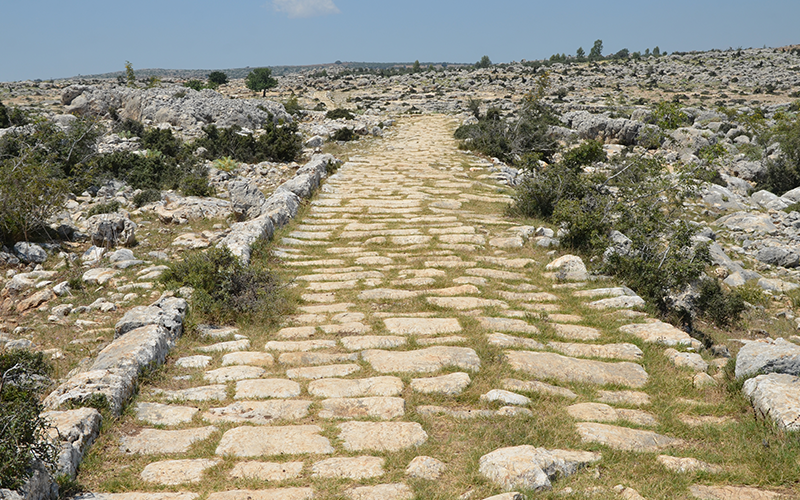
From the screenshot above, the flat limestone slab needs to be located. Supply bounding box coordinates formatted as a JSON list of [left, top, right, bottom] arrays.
[[478, 317, 539, 334], [548, 341, 643, 361], [345, 483, 413, 500], [278, 351, 359, 365], [222, 352, 274, 367], [140, 458, 219, 485], [204, 366, 266, 383], [479, 445, 601, 491], [552, 324, 601, 341], [358, 288, 419, 300], [567, 403, 657, 427], [502, 378, 578, 400], [319, 397, 405, 419], [120, 426, 217, 454], [383, 317, 462, 335], [657, 455, 723, 474], [135, 402, 198, 426], [411, 372, 471, 395], [619, 320, 692, 346], [286, 363, 361, 380], [235, 379, 301, 399], [308, 376, 404, 398], [157, 385, 227, 402], [341, 335, 407, 350], [203, 400, 312, 424], [311, 456, 385, 479], [362, 346, 481, 373], [197, 339, 251, 353], [505, 351, 648, 388], [427, 296, 509, 310], [406, 456, 446, 480], [576, 422, 683, 451], [487, 333, 545, 350], [689, 485, 784, 500], [265, 340, 337, 352], [596, 390, 651, 406], [215, 425, 334, 457], [338, 421, 428, 451], [205, 489, 313, 500], [228, 461, 304, 481], [743, 373, 800, 431], [73, 495, 199, 500]]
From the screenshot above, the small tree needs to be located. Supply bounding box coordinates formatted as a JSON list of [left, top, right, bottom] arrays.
[[475, 55, 492, 69], [125, 61, 136, 87], [589, 40, 604, 61], [576, 47, 586, 61], [653, 46, 661, 57], [208, 71, 228, 87], [246, 68, 278, 97], [412, 60, 421, 73]]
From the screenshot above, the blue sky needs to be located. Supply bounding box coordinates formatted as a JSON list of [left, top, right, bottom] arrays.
[[1, 0, 798, 81]]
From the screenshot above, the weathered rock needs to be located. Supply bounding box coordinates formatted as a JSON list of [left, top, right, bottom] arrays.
[[134, 402, 198, 426], [383, 317, 462, 335], [340, 335, 406, 350], [405, 456, 446, 480], [665, 348, 709, 372], [319, 397, 405, 419], [120, 426, 218, 454], [505, 351, 649, 388], [217, 215, 274, 264], [235, 379, 301, 399], [311, 456, 385, 479], [338, 421, 428, 451], [157, 385, 227, 402], [478, 317, 538, 334], [362, 346, 480, 373], [140, 458, 219, 485], [43, 407, 102, 479], [114, 296, 187, 339], [196, 339, 251, 353], [689, 485, 784, 499], [410, 372, 471, 395], [13, 242, 47, 264], [502, 378, 578, 399], [286, 363, 361, 379], [735, 338, 800, 378], [202, 400, 312, 424], [481, 389, 530, 406], [575, 422, 683, 451], [228, 178, 268, 221], [545, 255, 589, 281], [307, 376, 403, 398], [221, 351, 274, 366], [479, 445, 601, 491], [81, 267, 118, 286], [205, 489, 313, 500], [657, 455, 723, 474], [344, 484, 413, 500], [595, 390, 651, 406], [228, 461, 304, 481], [426, 296, 509, 310], [742, 373, 800, 431], [566, 403, 657, 427], [86, 213, 137, 247], [756, 247, 800, 268], [548, 341, 643, 361], [619, 320, 693, 346], [215, 425, 334, 456], [263, 190, 301, 229], [204, 366, 265, 383]]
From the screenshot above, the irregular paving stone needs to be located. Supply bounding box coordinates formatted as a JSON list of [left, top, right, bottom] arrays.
[[406, 456, 446, 480], [157, 385, 227, 402], [175, 355, 212, 368], [417, 335, 467, 345], [665, 348, 709, 372], [265, 339, 337, 352], [140, 458, 219, 485], [552, 324, 601, 341], [427, 296, 509, 309], [416, 405, 494, 419], [548, 341, 643, 361], [311, 456, 385, 479], [276, 326, 317, 338], [588, 295, 645, 309], [502, 378, 578, 399], [506, 351, 649, 388], [286, 363, 360, 379], [319, 321, 371, 334], [338, 421, 428, 451], [411, 372, 471, 395], [205, 489, 314, 500], [657, 455, 723, 474], [341, 335, 407, 350], [215, 425, 334, 456], [135, 402, 198, 426], [362, 346, 481, 373], [229, 461, 304, 481], [198, 325, 239, 339], [308, 376, 404, 398], [203, 400, 312, 424], [278, 351, 359, 365], [742, 373, 800, 431], [566, 403, 657, 427], [478, 317, 538, 334], [74, 494, 199, 500], [481, 389, 531, 406], [575, 422, 683, 451], [235, 379, 301, 399], [487, 333, 546, 350], [688, 485, 784, 500], [735, 338, 800, 378], [196, 339, 251, 353], [479, 445, 601, 491], [120, 426, 218, 454], [596, 390, 652, 406], [43, 407, 102, 479], [619, 321, 693, 346], [222, 351, 274, 367], [358, 288, 420, 300], [498, 291, 559, 302], [319, 397, 405, 419], [204, 366, 266, 383], [383, 317, 462, 335], [344, 483, 413, 500], [466, 268, 528, 281]]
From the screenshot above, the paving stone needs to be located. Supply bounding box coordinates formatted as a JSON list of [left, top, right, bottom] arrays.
[[140, 458, 219, 485], [197, 339, 251, 353], [205, 488, 314, 500], [228, 461, 304, 481], [301, 293, 337, 303], [392, 277, 436, 286], [338, 421, 428, 451], [392, 235, 431, 245], [319, 322, 371, 334], [439, 233, 485, 244], [298, 302, 354, 314], [215, 425, 334, 456], [235, 379, 301, 399], [566, 403, 657, 426], [552, 324, 601, 340], [688, 485, 784, 500], [358, 288, 420, 300], [362, 346, 480, 373], [489, 237, 525, 248], [548, 341, 643, 361], [344, 483, 413, 500], [619, 321, 693, 346], [481, 389, 531, 406], [341, 335, 407, 350], [311, 456, 385, 479], [356, 256, 394, 265], [411, 372, 471, 395], [547, 314, 582, 323], [383, 317, 462, 335], [135, 402, 198, 426], [575, 422, 683, 451], [596, 390, 651, 406], [286, 363, 361, 379], [265, 340, 337, 352], [427, 296, 509, 309], [498, 291, 559, 302], [203, 400, 312, 424], [175, 355, 212, 368], [222, 351, 274, 367], [278, 352, 358, 366], [735, 338, 800, 378], [679, 415, 734, 426], [502, 378, 578, 400], [743, 373, 800, 431], [479, 445, 601, 491], [332, 311, 366, 323], [406, 456, 446, 480], [588, 295, 645, 309], [417, 405, 494, 418], [417, 335, 467, 345], [76, 494, 199, 500], [120, 426, 218, 454], [487, 332, 546, 350], [156, 385, 227, 402], [308, 376, 404, 398], [319, 396, 405, 419], [574, 287, 633, 298], [506, 351, 648, 388], [276, 326, 317, 339], [478, 316, 539, 334], [664, 348, 709, 371], [657, 455, 723, 474], [204, 366, 266, 383]]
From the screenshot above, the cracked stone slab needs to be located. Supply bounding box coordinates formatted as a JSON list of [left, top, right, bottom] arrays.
[[426, 296, 509, 310], [338, 421, 428, 451], [479, 445, 601, 491], [487, 333, 546, 350], [665, 348, 709, 372], [362, 346, 480, 373], [204, 366, 266, 383], [548, 341, 643, 361], [567, 403, 657, 427], [596, 390, 651, 406], [689, 485, 784, 499], [743, 373, 800, 431], [120, 426, 217, 454], [478, 317, 539, 334], [410, 372, 471, 395], [196, 339, 251, 353], [311, 456, 385, 479], [286, 363, 361, 379], [481, 389, 531, 406], [308, 376, 404, 398], [466, 268, 528, 281], [358, 288, 420, 300], [552, 324, 601, 341], [341, 335, 407, 350], [215, 425, 334, 456], [657, 455, 723, 474], [576, 422, 683, 451], [498, 291, 559, 302], [506, 351, 648, 388], [406, 456, 446, 479], [135, 402, 198, 426], [502, 378, 578, 400], [175, 355, 212, 368], [417, 405, 532, 419], [619, 321, 693, 346], [278, 351, 359, 365], [156, 385, 227, 402], [221, 352, 274, 367], [383, 317, 462, 335], [203, 400, 312, 424], [229, 461, 304, 481], [344, 484, 413, 500], [140, 458, 219, 485], [735, 338, 800, 378], [319, 397, 405, 419], [205, 489, 314, 500], [265, 340, 337, 352]]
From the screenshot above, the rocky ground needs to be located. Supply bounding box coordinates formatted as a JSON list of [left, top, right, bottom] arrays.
[[1, 46, 800, 499]]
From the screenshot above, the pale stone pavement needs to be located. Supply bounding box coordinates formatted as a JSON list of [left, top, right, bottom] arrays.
[[75, 116, 788, 500]]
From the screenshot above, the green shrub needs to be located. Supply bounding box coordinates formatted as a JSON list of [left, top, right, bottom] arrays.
[[194, 122, 301, 163], [561, 139, 607, 170], [695, 279, 746, 327], [0, 101, 25, 128], [159, 246, 286, 325], [207, 71, 228, 87], [652, 101, 691, 129], [133, 188, 162, 207], [284, 94, 302, 115], [509, 162, 588, 219], [179, 166, 215, 197], [212, 156, 238, 172], [757, 113, 800, 195], [332, 127, 356, 142], [113, 118, 144, 138], [184, 79, 205, 91], [245, 68, 278, 97], [86, 200, 121, 217], [326, 108, 355, 120], [0, 350, 57, 490], [141, 128, 181, 158]]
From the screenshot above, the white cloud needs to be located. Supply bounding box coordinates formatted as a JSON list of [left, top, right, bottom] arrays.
[[273, 0, 340, 18]]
